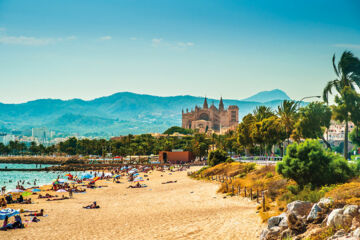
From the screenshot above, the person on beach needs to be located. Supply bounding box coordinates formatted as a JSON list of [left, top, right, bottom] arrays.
[[83, 201, 99, 209], [0, 198, 7, 208], [25, 209, 44, 217], [1, 216, 9, 230]]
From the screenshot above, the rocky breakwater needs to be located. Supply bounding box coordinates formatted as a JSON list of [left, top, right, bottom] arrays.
[[260, 198, 360, 240]]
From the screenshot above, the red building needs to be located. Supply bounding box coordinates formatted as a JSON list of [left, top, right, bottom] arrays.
[[158, 151, 195, 164]]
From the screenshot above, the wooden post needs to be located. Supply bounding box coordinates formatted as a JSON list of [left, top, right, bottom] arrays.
[[257, 189, 259, 203], [262, 191, 266, 211], [250, 188, 253, 200], [237, 185, 240, 196], [225, 182, 228, 192], [244, 187, 247, 197], [232, 185, 234, 195]]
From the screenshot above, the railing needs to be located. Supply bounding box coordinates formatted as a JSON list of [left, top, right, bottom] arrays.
[[233, 156, 282, 165]]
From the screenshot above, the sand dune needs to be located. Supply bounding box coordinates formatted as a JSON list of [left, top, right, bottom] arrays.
[[2, 168, 263, 240]]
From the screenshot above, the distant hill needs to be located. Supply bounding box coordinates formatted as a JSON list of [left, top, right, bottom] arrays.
[[0, 90, 292, 137], [242, 89, 290, 102]]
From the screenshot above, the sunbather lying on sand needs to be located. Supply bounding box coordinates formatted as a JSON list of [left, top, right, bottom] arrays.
[[127, 183, 147, 188], [46, 195, 69, 201], [83, 201, 100, 209], [25, 209, 44, 217], [161, 180, 177, 184]]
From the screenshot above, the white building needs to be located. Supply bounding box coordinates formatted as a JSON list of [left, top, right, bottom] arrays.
[[0, 134, 16, 145], [324, 120, 355, 141]]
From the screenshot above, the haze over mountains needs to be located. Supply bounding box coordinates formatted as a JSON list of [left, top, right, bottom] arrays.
[[0, 89, 291, 137]]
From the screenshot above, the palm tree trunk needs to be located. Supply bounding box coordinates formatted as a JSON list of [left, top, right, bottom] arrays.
[[320, 136, 332, 150], [344, 120, 349, 159]]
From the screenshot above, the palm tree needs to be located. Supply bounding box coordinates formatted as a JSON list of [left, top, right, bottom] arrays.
[[253, 106, 274, 121], [323, 51, 360, 159], [276, 100, 298, 147]]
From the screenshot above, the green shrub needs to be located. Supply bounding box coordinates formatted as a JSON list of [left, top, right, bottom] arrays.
[[277, 139, 355, 188], [207, 149, 228, 167], [226, 157, 234, 163]]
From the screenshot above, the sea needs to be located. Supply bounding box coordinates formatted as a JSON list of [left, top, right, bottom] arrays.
[[0, 163, 85, 192]]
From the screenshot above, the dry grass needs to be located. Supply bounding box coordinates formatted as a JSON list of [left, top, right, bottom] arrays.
[[200, 162, 256, 177], [325, 181, 360, 205], [195, 162, 292, 222]]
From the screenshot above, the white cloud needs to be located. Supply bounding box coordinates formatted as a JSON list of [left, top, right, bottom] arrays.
[[151, 38, 195, 49], [0, 35, 56, 46], [333, 43, 360, 49], [152, 38, 163, 47], [130, 37, 137, 41], [99, 36, 112, 41], [0, 30, 77, 46], [66, 36, 77, 40], [177, 42, 195, 48]]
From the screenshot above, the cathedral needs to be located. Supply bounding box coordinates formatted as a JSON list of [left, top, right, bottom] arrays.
[[182, 97, 239, 134]]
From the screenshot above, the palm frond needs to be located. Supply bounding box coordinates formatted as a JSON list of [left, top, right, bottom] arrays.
[[332, 54, 339, 77]]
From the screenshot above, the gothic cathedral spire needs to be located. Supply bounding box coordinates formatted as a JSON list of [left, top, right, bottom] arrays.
[[203, 97, 208, 109], [219, 97, 224, 111]]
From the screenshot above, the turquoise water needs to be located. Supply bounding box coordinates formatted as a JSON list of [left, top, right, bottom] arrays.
[[0, 163, 55, 169], [0, 164, 86, 193]]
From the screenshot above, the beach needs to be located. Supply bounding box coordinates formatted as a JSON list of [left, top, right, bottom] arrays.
[[2, 167, 263, 240]]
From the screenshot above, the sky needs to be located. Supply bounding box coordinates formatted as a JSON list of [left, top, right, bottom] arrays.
[[0, 0, 360, 103]]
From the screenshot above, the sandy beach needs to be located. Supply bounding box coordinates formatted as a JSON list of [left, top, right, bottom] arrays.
[[2, 167, 263, 240]]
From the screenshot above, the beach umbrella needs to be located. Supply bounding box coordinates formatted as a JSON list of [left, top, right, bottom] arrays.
[[81, 173, 93, 179], [32, 189, 41, 193], [56, 189, 68, 193], [133, 177, 144, 182], [22, 191, 32, 197], [0, 208, 20, 220], [93, 176, 100, 182], [104, 173, 113, 177], [133, 173, 139, 176], [8, 189, 24, 193], [65, 173, 73, 178]]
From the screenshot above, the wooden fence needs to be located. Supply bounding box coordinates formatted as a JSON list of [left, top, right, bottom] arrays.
[[187, 171, 267, 211]]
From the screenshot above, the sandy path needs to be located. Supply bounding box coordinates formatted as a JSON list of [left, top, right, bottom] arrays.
[[2, 168, 263, 240]]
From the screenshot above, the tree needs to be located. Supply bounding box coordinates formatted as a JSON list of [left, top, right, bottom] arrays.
[[323, 51, 360, 158], [277, 139, 354, 188], [332, 87, 360, 158], [207, 149, 228, 167], [277, 100, 298, 149], [253, 106, 274, 121], [260, 116, 287, 155], [163, 126, 193, 135], [237, 114, 256, 155], [294, 102, 332, 149]]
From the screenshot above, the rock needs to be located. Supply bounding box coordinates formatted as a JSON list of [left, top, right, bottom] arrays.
[[287, 212, 306, 233], [307, 203, 323, 222], [351, 217, 360, 231], [318, 197, 334, 209], [327, 229, 356, 240], [327, 208, 353, 228], [352, 227, 360, 238], [260, 227, 281, 240], [280, 228, 293, 239], [344, 205, 359, 217], [287, 200, 313, 217], [279, 216, 288, 228], [260, 228, 269, 240], [268, 213, 287, 229]]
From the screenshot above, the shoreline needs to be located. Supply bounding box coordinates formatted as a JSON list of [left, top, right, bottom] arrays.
[[1, 167, 264, 240]]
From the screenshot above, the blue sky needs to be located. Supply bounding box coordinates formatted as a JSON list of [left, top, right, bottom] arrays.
[[0, 0, 360, 103]]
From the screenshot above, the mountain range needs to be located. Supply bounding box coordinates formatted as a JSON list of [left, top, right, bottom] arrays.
[[0, 89, 291, 137]]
